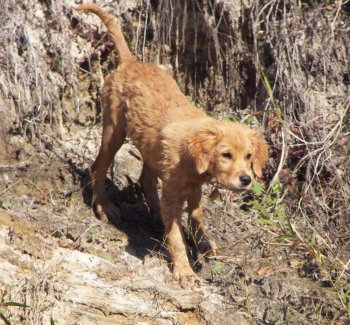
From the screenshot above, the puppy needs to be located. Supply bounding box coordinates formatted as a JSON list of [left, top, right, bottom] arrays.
[[77, 4, 269, 286]]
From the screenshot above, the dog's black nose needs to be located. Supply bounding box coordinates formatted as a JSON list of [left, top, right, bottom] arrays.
[[239, 175, 251, 186]]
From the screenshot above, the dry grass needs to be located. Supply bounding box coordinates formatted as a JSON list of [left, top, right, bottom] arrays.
[[256, 0, 350, 275], [0, 0, 81, 140]]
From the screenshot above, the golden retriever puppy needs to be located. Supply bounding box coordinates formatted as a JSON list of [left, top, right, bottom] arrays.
[[77, 3, 269, 286]]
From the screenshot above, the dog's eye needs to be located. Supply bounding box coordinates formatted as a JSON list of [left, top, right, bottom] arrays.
[[222, 152, 232, 159], [246, 153, 252, 160]]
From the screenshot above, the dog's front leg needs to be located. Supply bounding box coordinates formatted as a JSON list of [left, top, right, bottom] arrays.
[[160, 192, 198, 287], [187, 187, 217, 257]]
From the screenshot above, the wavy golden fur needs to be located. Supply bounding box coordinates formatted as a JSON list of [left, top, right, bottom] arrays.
[[77, 3, 268, 286]]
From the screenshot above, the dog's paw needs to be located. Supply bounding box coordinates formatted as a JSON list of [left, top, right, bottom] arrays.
[[96, 202, 121, 225], [179, 274, 201, 289], [173, 266, 200, 289]]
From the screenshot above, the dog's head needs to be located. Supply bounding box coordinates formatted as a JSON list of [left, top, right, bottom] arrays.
[[187, 121, 269, 190]]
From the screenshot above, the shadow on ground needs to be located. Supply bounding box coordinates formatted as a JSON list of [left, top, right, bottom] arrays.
[[67, 160, 167, 261]]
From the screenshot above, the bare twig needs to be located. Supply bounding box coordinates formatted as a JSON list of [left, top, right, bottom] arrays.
[[0, 161, 31, 171]]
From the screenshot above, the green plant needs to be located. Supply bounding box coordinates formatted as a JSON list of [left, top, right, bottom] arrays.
[[68, 192, 78, 209], [225, 114, 253, 125], [225, 115, 238, 122], [331, 266, 350, 316], [211, 261, 225, 278], [18, 138, 27, 149], [0, 198, 19, 210], [242, 115, 253, 125], [0, 289, 29, 325], [90, 227, 99, 240], [339, 287, 350, 316], [249, 179, 295, 242]]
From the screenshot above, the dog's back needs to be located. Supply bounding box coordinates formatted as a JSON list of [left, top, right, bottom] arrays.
[[110, 60, 206, 171]]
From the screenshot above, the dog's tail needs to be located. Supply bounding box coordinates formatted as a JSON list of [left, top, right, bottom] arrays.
[[77, 3, 134, 63]]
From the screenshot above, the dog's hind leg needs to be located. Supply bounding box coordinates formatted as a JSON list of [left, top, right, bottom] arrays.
[[187, 187, 217, 257], [139, 163, 161, 221], [90, 83, 126, 224]]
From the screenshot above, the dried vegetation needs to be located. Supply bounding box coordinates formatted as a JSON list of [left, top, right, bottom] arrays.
[[0, 0, 350, 323]]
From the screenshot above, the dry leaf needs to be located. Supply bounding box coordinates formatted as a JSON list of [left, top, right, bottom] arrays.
[[17, 268, 32, 273], [257, 265, 271, 277], [289, 260, 303, 269]]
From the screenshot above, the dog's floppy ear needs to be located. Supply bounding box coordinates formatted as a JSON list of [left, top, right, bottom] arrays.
[[250, 133, 269, 178], [187, 126, 223, 174]]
